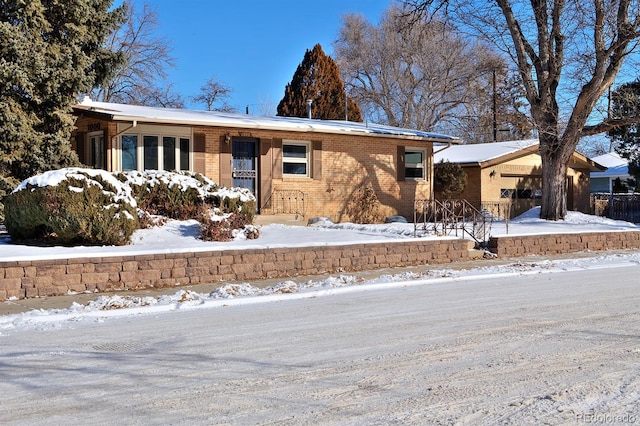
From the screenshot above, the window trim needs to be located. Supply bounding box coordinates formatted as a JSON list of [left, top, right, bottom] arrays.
[[282, 140, 311, 178], [404, 147, 427, 181]]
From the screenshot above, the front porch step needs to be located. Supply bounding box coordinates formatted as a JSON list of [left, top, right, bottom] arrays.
[[254, 214, 306, 226]]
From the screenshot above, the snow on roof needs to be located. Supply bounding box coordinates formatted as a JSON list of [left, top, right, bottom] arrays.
[[591, 152, 627, 168], [434, 139, 539, 164], [590, 152, 629, 177], [74, 98, 461, 143]]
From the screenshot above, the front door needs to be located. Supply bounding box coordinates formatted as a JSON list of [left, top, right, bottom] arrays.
[[232, 138, 258, 197]]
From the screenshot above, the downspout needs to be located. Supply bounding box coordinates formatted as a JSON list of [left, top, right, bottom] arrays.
[[111, 120, 137, 171]]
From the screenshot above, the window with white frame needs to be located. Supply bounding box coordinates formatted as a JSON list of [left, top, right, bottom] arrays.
[[120, 131, 191, 172], [283, 140, 311, 177], [405, 147, 426, 180]]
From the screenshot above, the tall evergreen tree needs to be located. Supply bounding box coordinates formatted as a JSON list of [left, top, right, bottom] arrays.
[[277, 44, 363, 122], [610, 79, 640, 185], [0, 0, 125, 216]]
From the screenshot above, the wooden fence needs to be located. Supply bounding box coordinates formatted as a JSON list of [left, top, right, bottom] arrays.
[[590, 193, 640, 223]]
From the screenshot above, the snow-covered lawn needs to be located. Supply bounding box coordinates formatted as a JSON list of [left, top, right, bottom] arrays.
[[1, 208, 640, 424], [0, 207, 638, 326], [1, 206, 637, 262]]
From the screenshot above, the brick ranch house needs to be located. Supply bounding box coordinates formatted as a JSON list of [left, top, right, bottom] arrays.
[[434, 139, 605, 218], [71, 99, 461, 221]]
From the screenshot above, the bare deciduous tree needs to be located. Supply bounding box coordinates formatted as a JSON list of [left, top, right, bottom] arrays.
[[333, 5, 529, 139], [92, 0, 181, 107], [405, 0, 640, 220], [192, 76, 234, 112], [138, 83, 185, 109]]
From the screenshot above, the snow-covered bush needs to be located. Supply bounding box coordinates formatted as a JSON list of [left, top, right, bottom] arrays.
[[117, 170, 256, 222], [208, 186, 257, 221], [199, 211, 259, 242], [4, 168, 138, 245], [4, 168, 258, 246], [117, 170, 215, 221]]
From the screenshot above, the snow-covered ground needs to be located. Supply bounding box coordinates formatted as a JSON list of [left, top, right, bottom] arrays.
[[1, 206, 637, 262], [0, 207, 638, 327], [1, 208, 640, 424]]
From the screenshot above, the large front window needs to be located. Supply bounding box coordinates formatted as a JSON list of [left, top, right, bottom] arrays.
[[283, 141, 311, 177], [121, 132, 191, 171]]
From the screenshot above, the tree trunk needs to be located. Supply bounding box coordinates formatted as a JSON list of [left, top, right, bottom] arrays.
[[539, 145, 569, 221]]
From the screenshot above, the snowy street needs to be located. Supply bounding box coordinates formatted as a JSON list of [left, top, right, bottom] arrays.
[[2, 258, 640, 425]]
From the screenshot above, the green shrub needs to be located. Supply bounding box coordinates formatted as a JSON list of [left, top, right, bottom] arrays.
[[117, 170, 213, 220], [434, 160, 467, 199], [4, 169, 138, 245]]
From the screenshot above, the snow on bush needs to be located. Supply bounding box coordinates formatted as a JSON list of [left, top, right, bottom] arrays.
[[4, 168, 258, 246], [4, 168, 138, 245], [117, 170, 256, 223]]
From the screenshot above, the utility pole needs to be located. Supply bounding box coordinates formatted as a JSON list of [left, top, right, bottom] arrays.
[[493, 68, 497, 142]]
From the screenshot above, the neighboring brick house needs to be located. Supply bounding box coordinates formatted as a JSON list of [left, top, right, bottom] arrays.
[[434, 139, 605, 218], [71, 98, 461, 221]]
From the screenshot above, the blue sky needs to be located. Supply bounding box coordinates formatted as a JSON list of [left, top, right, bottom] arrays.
[[128, 0, 392, 114]]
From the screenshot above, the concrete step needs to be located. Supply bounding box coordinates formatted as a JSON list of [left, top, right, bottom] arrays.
[[254, 214, 306, 226]]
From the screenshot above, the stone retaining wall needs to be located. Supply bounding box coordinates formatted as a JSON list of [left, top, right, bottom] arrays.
[[3, 231, 640, 302], [0, 238, 473, 301], [488, 230, 640, 257]]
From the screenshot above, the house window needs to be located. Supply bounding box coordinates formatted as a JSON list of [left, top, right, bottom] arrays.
[[500, 189, 515, 198], [405, 148, 426, 180], [283, 141, 310, 177], [163, 136, 176, 170], [179, 138, 190, 171], [120, 133, 191, 172], [501, 188, 542, 199], [121, 135, 138, 171], [143, 135, 159, 170]]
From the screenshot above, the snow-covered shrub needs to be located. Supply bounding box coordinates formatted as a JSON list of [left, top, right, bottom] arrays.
[[4, 168, 138, 245], [208, 186, 257, 221], [199, 211, 259, 242], [117, 170, 214, 220], [4, 168, 258, 246], [118, 170, 256, 222]]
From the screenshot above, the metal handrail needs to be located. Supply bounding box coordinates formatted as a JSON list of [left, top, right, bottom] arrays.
[[268, 190, 306, 218], [414, 199, 494, 247]]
